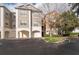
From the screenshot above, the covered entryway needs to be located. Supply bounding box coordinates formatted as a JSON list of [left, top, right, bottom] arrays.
[[18, 30, 29, 38], [0, 32, 1, 38], [5, 31, 9, 38]]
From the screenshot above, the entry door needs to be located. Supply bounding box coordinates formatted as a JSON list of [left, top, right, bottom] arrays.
[[22, 33, 27, 38], [0, 32, 1, 38], [5, 31, 9, 38], [19, 31, 28, 38], [34, 32, 40, 38]]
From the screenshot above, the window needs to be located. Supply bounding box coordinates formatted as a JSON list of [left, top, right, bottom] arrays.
[[5, 23, 8, 25], [5, 12, 8, 16], [19, 10, 27, 16], [33, 22, 39, 26], [34, 23, 38, 26], [5, 12, 11, 18], [20, 22, 27, 25], [20, 20, 27, 25]]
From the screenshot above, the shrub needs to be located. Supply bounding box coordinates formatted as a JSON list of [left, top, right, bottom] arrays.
[[52, 35, 61, 37], [70, 32, 79, 36], [44, 36, 63, 43], [62, 33, 70, 36], [44, 34, 50, 37], [44, 34, 61, 37]]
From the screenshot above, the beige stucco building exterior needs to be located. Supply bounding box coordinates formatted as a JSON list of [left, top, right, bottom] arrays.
[[0, 6, 16, 39], [0, 4, 43, 39], [15, 4, 42, 38]]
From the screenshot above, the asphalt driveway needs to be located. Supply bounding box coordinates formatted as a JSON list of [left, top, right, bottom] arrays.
[[0, 38, 79, 55]]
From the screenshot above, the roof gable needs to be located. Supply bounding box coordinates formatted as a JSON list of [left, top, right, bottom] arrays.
[[15, 4, 42, 12]]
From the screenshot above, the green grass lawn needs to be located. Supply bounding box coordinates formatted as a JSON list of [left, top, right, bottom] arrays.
[[44, 36, 64, 43]]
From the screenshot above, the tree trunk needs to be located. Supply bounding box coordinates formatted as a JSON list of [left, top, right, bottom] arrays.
[[49, 29, 52, 37]]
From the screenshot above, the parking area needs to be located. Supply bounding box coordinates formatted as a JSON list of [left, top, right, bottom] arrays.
[[0, 38, 79, 55]]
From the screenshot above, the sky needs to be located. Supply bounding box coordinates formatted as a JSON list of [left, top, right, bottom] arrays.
[[2, 3, 71, 13], [4, 3, 16, 11], [37, 3, 71, 14]]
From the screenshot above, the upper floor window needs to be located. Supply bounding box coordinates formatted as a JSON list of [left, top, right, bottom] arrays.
[[5, 12, 11, 18], [5, 23, 8, 25], [20, 20, 28, 26], [19, 10, 28, 16], [32, 12, 41, 17], [19, 21, 29, 28], [5, 12, 8, 16], [33, 22, 39, 26], [20, 22, 27, 25]]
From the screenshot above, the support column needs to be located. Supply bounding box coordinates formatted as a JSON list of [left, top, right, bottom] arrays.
[[16, 30, 18, 38], [16, 9, 19, 38], [1, 30, 4, 39], [29, 10, 32, 38], [1, 7, 4, 39], [20, 32, 22, 38]]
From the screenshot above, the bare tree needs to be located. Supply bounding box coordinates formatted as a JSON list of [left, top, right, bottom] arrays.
[[39, 3, 59, 37], [43, 11, 59, 36]]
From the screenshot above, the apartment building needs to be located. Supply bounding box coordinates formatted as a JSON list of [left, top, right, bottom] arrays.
[[15, 4, 42, 38], [0, 4, 43, 39], [0, 5, 15, 39]]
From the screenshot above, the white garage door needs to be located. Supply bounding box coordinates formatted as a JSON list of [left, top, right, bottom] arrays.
[[34, 32, 40, 38]]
